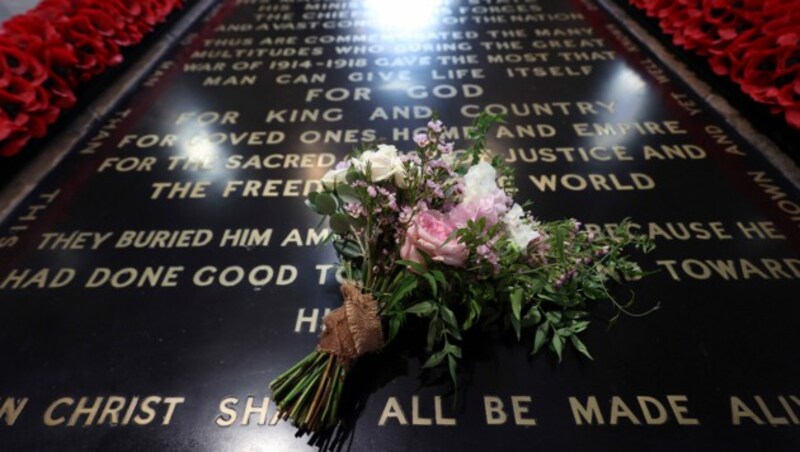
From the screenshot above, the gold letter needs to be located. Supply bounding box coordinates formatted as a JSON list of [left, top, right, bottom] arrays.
[[484, 396, 507, 425], [44, 397, 73, 427], [378, 397, 408, 426]]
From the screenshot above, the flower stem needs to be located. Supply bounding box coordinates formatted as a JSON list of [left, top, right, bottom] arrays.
[[269, 350, 349, 432]]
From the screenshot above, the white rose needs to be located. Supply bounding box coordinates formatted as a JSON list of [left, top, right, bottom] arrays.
[[462, 161, 500, 203], [354, 144, 406, 185], [503, 203, 541, 249], [321, 167, 349, 190]]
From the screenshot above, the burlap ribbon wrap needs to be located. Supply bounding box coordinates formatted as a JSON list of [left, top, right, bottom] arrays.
[[317, 282, 384, 368]]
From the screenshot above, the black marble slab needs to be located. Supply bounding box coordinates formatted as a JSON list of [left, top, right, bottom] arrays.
[[1, 0, 799, 450]]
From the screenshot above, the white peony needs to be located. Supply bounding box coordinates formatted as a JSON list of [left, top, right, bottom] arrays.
[[462, 161, 501, 203], [320, 167, 349, 190], [353, 144, 406, 186], [503, 203, 541, 249]]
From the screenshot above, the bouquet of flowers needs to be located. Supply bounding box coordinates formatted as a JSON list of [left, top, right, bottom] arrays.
[[270, 114, 655, 432]]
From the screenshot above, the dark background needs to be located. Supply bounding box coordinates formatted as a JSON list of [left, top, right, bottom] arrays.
[[1, 0, 799, 450]]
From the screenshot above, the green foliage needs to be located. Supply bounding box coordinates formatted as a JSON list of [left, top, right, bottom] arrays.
[[278, 112, 658, 435], [328, 213, 351, 234], [381, 218, 654, 390], [466, 112, 504, 165], [303, 113, 658, 393]]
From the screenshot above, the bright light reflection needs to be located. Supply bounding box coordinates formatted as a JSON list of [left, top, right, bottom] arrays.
[[185, 138, 216, 167], [178, 130, 229, 183], [379, 79, 412, 91], [591, 65, 648, 148], [618, 68, 646, 91], [364, 0, 443, 32]]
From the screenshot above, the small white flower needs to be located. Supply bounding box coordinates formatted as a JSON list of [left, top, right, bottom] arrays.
[[441, 152, 457, 168], [462, 161, 500, 203], [353, 144, 406, 185], [503, 203, 541, 249]]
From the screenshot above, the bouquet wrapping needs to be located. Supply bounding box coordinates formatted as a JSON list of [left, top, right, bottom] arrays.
[[270, 114, 655, 432]]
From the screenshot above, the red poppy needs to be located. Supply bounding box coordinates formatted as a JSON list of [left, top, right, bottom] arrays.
[[0, 0, 183, 157], [630, 0, 800, 129], [2, 16, 78, 109], [0, 35, 56, 156]]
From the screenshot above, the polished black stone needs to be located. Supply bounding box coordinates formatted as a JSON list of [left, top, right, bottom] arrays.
[[1, 0, 799, 450]]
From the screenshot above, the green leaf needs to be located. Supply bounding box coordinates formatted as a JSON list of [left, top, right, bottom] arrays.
[[389, 278, 418, 306], [445, 343, 462, 359], [423, 349, 447, 368], [431, 270, 447, 287], [545, 311, 562, 324], [335, 184, 360, 203], [532, 323, 548, 355], [350, 215, 367, 228], [406, 301, 436, 316], [553, 226, 566, 262], [440, 306, 458, 330], [510, 288, 523, 320], [421, 272, 437, 297], [463, 299, 481, 330], [521, 306, 541, 327], [510, 288, 523, 339], [329, 213, 351, 234], [333, 239, 361, 259], [427, 319, 442, 352], [388, 316, 403, 343], [397, 259, 427, 275], [570, 320, 590, 334], [570, 335, 594, 360], [315, 192, 337, 215], [307, 191, 319, 204], [564, 310, 586, 320], [529, 279, 544, 296], [556, 327, 573, 337], [345, 169, 362, 183], [476, 217, 486, 232], [305, 199, 320, 214], [551, 335, 564, 362], [448, 354, 458, 388]]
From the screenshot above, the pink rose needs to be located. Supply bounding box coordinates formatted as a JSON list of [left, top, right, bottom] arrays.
[[448, 190, 509, 229], [401, 211, 468, 267]]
